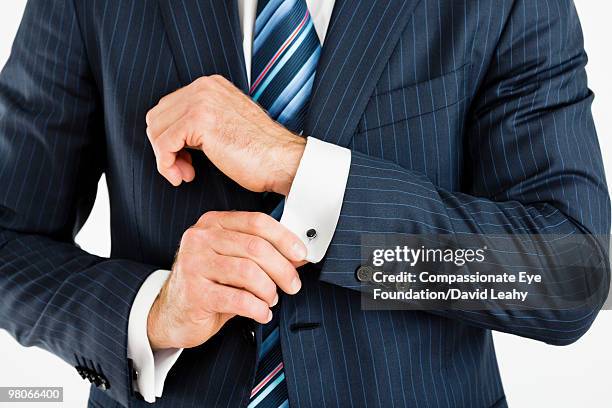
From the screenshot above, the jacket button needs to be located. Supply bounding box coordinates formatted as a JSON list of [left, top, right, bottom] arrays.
[[99, 377, 110, 390], [85, 370, 96, 384], [75, 366, 87, 380], [356, 266, 373, 282], [242, 327, 256, 344], [92, 374, 103, 387]]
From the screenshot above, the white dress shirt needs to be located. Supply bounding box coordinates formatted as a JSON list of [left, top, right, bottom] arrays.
[[127, 0, 349, 402]]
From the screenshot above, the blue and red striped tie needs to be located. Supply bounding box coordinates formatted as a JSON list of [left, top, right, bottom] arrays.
[[248, 0, 321, 407]]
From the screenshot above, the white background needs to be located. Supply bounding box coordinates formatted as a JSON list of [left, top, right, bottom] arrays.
[[0, 1, 610, 407]]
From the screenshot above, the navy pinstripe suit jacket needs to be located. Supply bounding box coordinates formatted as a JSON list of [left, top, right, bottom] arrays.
[[0, 1, 610, 407]]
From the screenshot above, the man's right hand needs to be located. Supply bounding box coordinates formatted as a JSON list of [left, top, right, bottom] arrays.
[[147, 211, 308, 350]]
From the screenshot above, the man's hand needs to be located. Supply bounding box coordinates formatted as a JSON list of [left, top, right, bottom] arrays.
[[147, 211, 307, 350], [145, 74, 306, 195]]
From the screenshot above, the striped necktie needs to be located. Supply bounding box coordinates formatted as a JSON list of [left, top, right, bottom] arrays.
[[248, 1, 321, 407]]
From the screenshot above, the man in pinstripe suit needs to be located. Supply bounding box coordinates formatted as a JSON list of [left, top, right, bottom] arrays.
[[0, 0, 609, 407]]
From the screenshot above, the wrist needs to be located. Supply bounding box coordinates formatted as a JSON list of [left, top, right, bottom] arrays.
[[270, 133, 306, 196], [147, 292, 170, 351]]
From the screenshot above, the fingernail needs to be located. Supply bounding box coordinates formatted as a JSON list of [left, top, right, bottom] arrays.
[[292, 241, 307, 260], [272, 293, 279, 306], [266, 310, 273, 323], [290, 277, 302, 294]]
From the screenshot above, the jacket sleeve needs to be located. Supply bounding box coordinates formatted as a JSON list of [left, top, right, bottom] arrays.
[[318, 0, 610, 346], [0, 1, 156, 406]]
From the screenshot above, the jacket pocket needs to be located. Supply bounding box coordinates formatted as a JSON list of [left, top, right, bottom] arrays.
[[357, 63, 470, 132]]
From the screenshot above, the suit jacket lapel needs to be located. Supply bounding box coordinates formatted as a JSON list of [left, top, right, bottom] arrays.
[[304, 0, 421, 148], [157, 0, 249, 92]]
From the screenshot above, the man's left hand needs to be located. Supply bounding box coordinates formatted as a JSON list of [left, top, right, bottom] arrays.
[[145, 74, 306, 195]]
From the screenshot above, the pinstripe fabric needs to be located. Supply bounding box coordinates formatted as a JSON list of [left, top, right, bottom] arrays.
[[0, 1, 609, 408]]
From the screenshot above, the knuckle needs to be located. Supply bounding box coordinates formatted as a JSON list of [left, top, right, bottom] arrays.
[[197, 212, 211, 225], [198, 211, 218, 226], [229, 291, 247, 311], [181, 227, 196, 243], [181, 227, 202, 245], [159, 94, 170, 105], [194, 76, 211, 90], [248, 212, 270, 231], [246, 237, 267, 258], [209, 74, 224, 83]]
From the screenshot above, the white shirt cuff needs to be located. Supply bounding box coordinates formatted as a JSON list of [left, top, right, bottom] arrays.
[[127, 269, 183, 403], [280, 136, 351, 263]]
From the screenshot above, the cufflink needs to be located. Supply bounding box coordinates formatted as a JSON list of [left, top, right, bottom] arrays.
[[306, 228, 317, 240]]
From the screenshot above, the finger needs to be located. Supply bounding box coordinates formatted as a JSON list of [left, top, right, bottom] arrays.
[[208, 228, 301, 295], [146, 100, 191, 140], [159, 163, 183, 187], [175, 150, 195, 182], [293, 260, 308, 268], [205, 254, 278, 306], [151, 121, 192, 186], [146, 75, 214, 126], [205, 282, 272, 324], [179, 228, 279, 303], [146, 86, 192, 125], [212, 212, 307, 262]]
